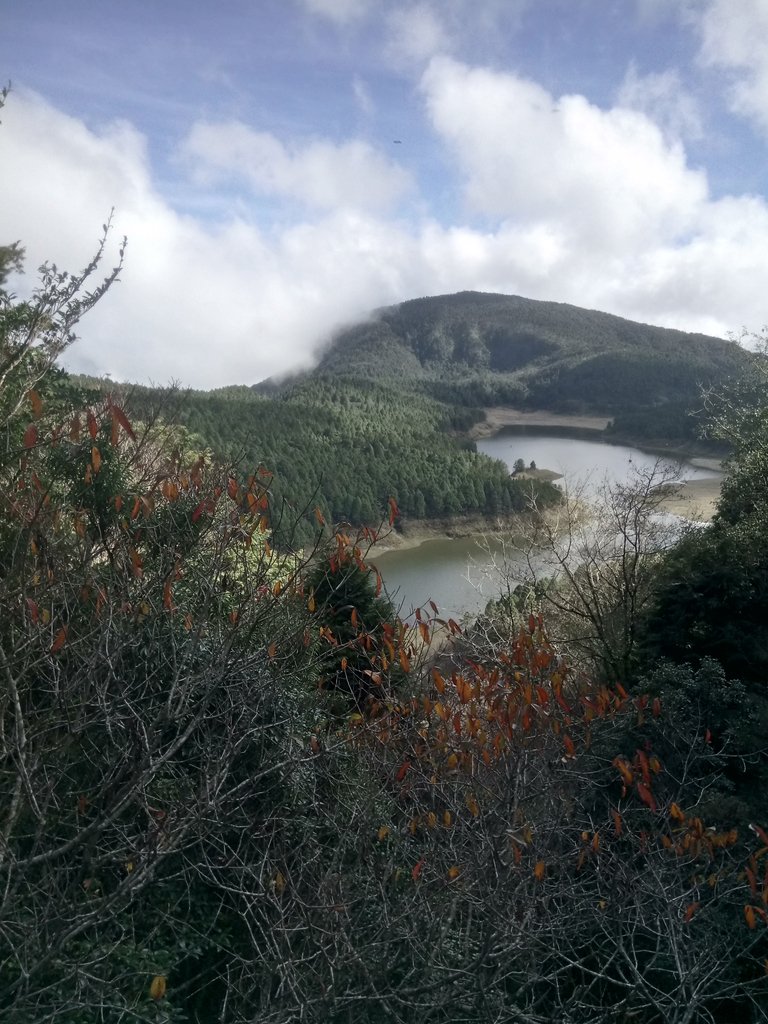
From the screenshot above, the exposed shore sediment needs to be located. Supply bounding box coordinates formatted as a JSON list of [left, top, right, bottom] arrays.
[[372, 409, 725, 556]]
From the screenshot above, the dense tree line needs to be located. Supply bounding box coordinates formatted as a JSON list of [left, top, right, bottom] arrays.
[[74, 374, 561, 548], [313, 290, 751, 421]]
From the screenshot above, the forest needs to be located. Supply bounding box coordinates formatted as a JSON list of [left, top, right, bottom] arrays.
[[71, 374, 561, 549], [1, 139, 768, 1020]]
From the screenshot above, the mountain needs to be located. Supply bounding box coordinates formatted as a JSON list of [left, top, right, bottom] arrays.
[[310, 291, 750, 415]]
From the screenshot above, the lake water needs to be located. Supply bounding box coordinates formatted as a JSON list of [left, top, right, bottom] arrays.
[[374, 429, 722, 620]]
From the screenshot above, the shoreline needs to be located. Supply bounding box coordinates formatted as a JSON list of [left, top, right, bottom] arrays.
[[469, 407, 612, 439], [372, 410, 726, 557]]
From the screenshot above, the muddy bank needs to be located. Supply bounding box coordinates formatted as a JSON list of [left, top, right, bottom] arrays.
[[654, 477, 723, 523], [470, 407, 612, 439], [371, 514, 524, 556]]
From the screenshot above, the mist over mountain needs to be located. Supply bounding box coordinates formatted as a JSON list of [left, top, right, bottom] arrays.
[[308, 290, 749, 414]]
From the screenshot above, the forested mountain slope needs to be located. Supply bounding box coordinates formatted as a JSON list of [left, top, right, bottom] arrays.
[[310, 291, 750, 415], [76, 375, 560, 547]]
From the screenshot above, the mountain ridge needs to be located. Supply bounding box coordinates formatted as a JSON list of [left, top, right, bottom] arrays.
[[301, 290, 749, 414]]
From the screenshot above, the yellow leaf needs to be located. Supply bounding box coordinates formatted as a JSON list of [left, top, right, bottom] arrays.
[[443, 810, 452, 827], [149, 975, 167, 1000], [125, 860, 134, 873], [308, 593, 316, 613], [465, 793, 479, 818], [274, 870, 286, 895]]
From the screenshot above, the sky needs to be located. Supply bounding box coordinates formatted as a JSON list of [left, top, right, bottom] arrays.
[[1, 0, 768, 388]]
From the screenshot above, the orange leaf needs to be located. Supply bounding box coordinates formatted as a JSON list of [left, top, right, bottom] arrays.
[[314, 507, 325, 526], [611, 808, 623, 837], [398, 648, 411, 673], [268, 643, 277, 659], [613, 757, 634, 786], [87, 411, 98, 440], [745, 905, 757, 930], [636, 781, 657, 812], [684, 903, 699, 923], [377, 825, 390, 841], [388, 496, 399, 525], [91, 447, 102, 473], [432, 668, 446, 694], [50, 626, 68, 654], [669, 802, 686, 823], [447, 866, 461, 881], [110, 403, 136, 440], [28, 390, 43, 418], [534, 861, 546, 882]]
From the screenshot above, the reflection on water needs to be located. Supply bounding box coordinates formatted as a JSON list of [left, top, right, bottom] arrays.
[[375, 430, 722, 620]]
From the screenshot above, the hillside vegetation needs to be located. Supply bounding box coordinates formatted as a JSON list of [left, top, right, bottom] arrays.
[[3, 201, 768, 1021], [71, 290, 752, 544], [73, 374, 561, 548], [311, 291, 751, 431]]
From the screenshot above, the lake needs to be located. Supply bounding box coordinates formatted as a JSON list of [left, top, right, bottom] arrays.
[[374, 429, 723, 620]]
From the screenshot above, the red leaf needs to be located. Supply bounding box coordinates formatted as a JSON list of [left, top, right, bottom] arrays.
[[25, 598, 39, 624], [28, 390, 43, 418], [388, 496, 399, 526], [636, 781, 657, 812], [396, 761, 411, 782], [684, 902, 699, 923], [23, 424, 37, 450], [110, 403, 136, 440], [411, 857, 425, 881], [50, 626, 68, 654], [87, 411, 98, 440]]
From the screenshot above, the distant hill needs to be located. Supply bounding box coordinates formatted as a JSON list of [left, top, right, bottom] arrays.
[[310, 291, 750, 416]]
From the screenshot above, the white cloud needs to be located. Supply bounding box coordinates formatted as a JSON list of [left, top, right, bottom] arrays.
[[181, 121, 412, 212], [3, 82, 768, 392], [300, 0, 370, 24], [385, 3, 453, 65], [421, 57, 708, 251], [352, 75, 375, 116], [691, 0, 768, 134], [617, 63, 703, 141]]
